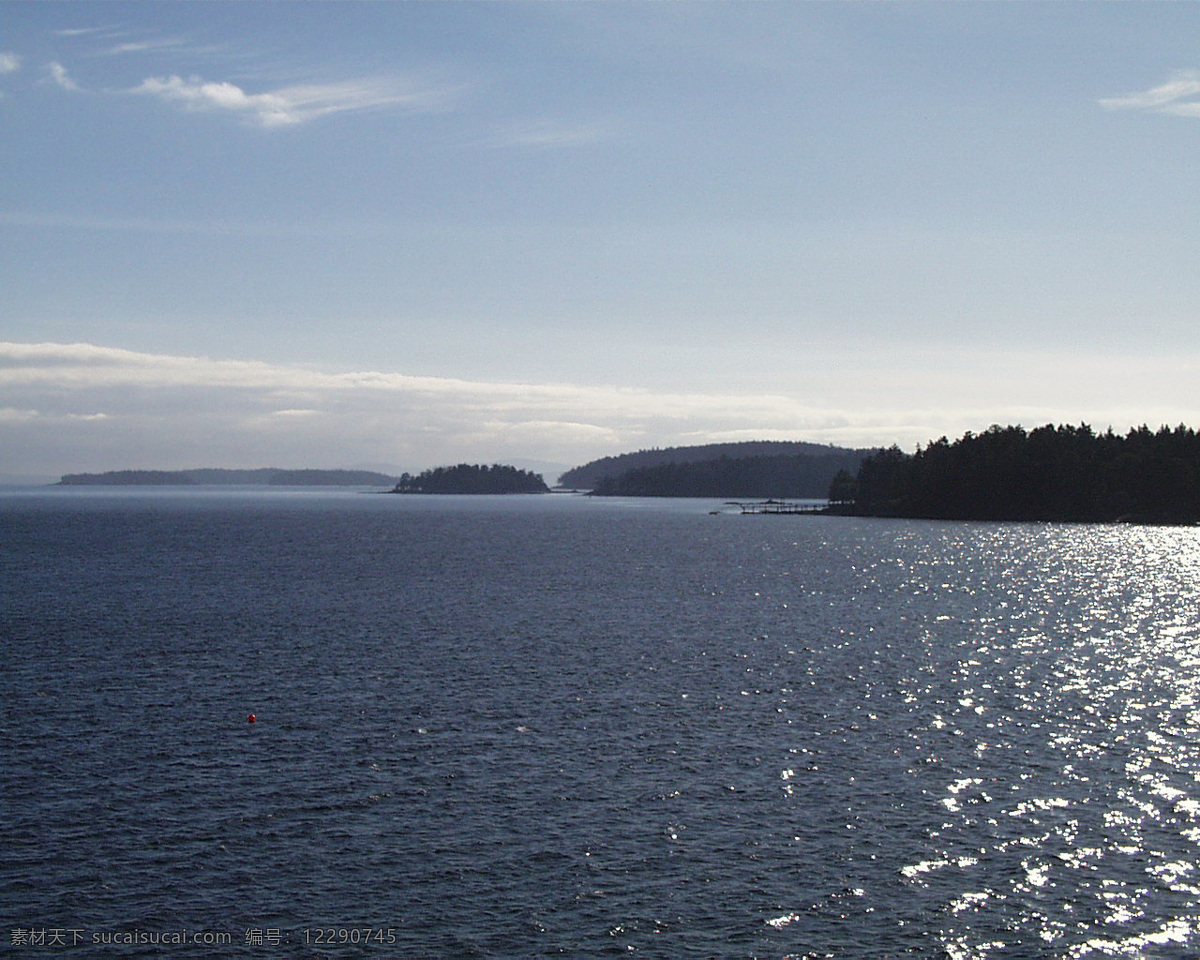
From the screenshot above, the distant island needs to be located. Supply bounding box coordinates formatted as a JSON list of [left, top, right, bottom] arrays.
[[557, 441, 871, 499], [57, 468, 397, 487], [830, 423, 1200, 524], [390, 463, 549, 495], [558, 440, 873, 491]]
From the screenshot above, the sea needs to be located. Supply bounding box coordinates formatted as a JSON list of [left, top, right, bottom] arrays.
[[4, 487, 1200, 960]]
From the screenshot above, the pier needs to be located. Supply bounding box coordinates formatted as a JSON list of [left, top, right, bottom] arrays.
[[731, 499, 828, 515]]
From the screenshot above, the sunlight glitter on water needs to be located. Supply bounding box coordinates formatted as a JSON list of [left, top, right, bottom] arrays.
[[893, 524, 1200, 957]]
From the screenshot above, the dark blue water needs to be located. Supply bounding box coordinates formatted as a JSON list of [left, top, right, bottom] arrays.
[[4, 489, 1200, 959]]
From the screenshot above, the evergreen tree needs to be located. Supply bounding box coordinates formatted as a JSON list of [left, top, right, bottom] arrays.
[[838, 424, 1200, 523]]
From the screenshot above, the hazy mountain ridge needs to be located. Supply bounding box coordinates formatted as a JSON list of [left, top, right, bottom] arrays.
[[56, 468, 398, 486]]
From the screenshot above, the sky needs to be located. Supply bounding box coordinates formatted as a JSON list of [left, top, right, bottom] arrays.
[[4, 2, 1200, 482]]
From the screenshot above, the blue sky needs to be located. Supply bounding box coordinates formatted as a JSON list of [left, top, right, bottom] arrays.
[[4, 2, 1200, 481]]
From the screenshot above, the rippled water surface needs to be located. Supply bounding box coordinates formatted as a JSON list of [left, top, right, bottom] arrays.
[[4, 489, 1200, 959]]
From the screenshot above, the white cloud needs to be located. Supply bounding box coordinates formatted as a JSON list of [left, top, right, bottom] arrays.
[[44, 62, 80, 92], [0, 52, 20, 74], [131, 73, 457, 128], [3, 341, 1198, 477], [0, 341, 874, 474], [1099, 70, 1200, 117]]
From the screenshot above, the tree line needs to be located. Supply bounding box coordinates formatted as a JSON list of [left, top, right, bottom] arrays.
[[391, 463, 549, 495], [831, 423, 1200, 523]]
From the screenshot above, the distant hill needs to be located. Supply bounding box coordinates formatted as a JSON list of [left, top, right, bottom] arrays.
[[56, 468, 398, 486], [591, 452, 872, 499], [557, 441, 873, 491]]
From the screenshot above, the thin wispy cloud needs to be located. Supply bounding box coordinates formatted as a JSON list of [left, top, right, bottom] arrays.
[[53, 25, 193, 49], [27, 24, 456, 128], [1099, 70, 1200, 118], [0, 52, 21, 74], [106, 37, 189, 57], [54, 27, 118, 38], [130, 73, 458, 128], [44, 62, 80, 92], [494, 118, 614, 148]]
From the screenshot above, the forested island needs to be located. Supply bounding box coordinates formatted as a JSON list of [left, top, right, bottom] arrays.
[[391, 463, 549, 495], [57, 468, 397, 486], [590, 449, 869, 498], [831, 423, 1200, 524], [558, 440, 870, 490]]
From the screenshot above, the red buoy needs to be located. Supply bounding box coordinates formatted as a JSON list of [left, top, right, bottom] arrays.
[[247, 713, 256, 724]]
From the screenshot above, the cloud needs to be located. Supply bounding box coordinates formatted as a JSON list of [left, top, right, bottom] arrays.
[[106, 37, 188, 56], [1099, 70, 1200, 118], [4, 341, 1198, 478], [0, 52, 20, 74], [44, 62, 80, 92], [0, 341, 877, 475], [493, 119, 614, 148], [130, 73, 457, 128], [0, 406, 39, 423]]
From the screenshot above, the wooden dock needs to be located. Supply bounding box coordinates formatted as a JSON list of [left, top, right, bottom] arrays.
[[730, 500, 828, 515]]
